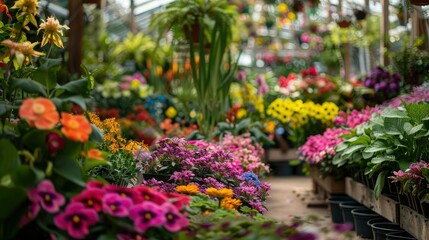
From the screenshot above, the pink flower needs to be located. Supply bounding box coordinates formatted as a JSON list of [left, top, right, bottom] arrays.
[[54, 202, 98, 239], [71, 188, 105, 212], [102, 193, 133, 217], [20, 201, 40, 227], [104, 185, 141, 204], [28, 180, 65, 213], [165, 192, 190, 210], [86, 180, 105, 189], [129, 201, 165, 232], [134, 185, 168, 205], [46, 132, 64, 155], [162, 203, 188, 232]]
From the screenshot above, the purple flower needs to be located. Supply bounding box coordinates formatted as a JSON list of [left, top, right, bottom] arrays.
[[289, 232, 318, 240], [129, 201, 165, 232], [28, 180, 65, 213], [169, 170, 195, 182], [162, 203, 188, 232], [333, 222, 354, 232], [46, 132, 64, 155], [102, 193, 133, 217], [235, 70, 246, 82], [378, 81, 388, 90], [20, 201, 40, 227], [54, 202, 99, 239]]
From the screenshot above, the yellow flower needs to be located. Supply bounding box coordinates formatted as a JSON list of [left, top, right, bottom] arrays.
[[12, 0, 39, 27], [165, 106, 177, 119], [176, 184, 199, 195], [130, 79, 140, 90], [139, 86, 149, 98], [221, 197, 242, 210], [38, 16, 69, 48], [278, 3, 288, 13], [288, 12, 296, 21], [236, 109, 247, 119], [264, 120, 276, 133], [205, 187, 234, 198], [2, 40, 44, 67], [189, 110, 196, 119]]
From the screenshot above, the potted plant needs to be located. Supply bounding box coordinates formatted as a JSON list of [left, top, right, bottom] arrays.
[[336, 15, 353, 28], [353, 8, 367, 21]]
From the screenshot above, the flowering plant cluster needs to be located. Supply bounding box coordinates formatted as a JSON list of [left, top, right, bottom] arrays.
[[334, 106, 380, 129], [383, 84, 429, 109], [389, 160, 429, 196], [267, 98, 339, 146], [275, 66, 337, 102], [19, 179, 189, 239], [362, 66, 401, 102], [138, 138, 270, 213], [300, 32, 324, 51]]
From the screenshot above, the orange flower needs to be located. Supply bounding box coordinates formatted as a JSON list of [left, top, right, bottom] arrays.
[[60, 113, 92, 142], [176, 184, 199, 195], [205, 187, 234, 199], [19, 97, 59, 130], [83, 149, 104, 160], [38, 16, 69, 48], [221, 197, 242, 210]]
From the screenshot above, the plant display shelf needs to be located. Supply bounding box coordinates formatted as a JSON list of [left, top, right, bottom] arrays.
[[346, 178, 429, 239], [310, 167, 346, 199], [345, 177, 399, 223], [400, 205, 429, 239]]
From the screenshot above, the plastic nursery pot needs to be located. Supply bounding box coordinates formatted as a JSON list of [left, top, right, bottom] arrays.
[[351, 208, 379, 239], [327, 195, 357, 223], [339, 202, 367, 229], [367, 218, 389, 227], [371, 223, 403, 240], [386, 231, 416, 240]]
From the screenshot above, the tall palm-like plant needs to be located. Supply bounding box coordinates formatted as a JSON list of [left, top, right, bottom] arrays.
[[151, 0, 238, 137]]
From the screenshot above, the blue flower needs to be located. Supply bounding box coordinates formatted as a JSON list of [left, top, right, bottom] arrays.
[[242, 172, 260, 186]]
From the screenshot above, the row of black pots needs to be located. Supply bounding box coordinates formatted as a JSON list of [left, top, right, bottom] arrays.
[[328, 195, 416, 240]]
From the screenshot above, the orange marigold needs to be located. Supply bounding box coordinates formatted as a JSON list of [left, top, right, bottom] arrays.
[[176, 184, 199, 195], [60, 113, 92, 142], [19, 97, 59, 130], [221, 197, 242, 210], [205, 187, 234, 199]]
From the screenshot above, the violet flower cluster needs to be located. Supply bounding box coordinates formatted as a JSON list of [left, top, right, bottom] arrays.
[[363, 66, 400, 95], [139, 137, 270, 213], [389, 160, 429, 195], [383, 84, 429, 108], [299, 128, 350, 165], [334, 106, 380, 129], [21, 180, 189, 239]]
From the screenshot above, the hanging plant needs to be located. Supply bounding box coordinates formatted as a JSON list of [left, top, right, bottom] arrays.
[[336, 15, 352, 28], [292, 0, 304, 12], [353, 8, 367, 20]]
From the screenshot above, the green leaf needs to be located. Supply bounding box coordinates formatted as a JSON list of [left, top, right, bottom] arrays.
[[383, 118, 405, 135], [343, 144, 366, 155], [349, 135, 372, 146], [374, 171, 387, 199], [403, 102, 429, 124], [32, 58, 62, 93], [53, 157, 85, 187], [0, 139, 20, 178], [363, 141, 388, 153], [60, 96, 88, 111], [381, 108, 409, 119], [217, 122, 230, 131], [409, 124, 424, 135], [371, 155, 396, 164], [21, 129, 49, 150], [54, 79, 89, 95], [0, 186, 26, 220], [11, 165, 44, 188], [362, 150, 374, 159], [11, 78, 47, 96], [235, 118, 251, 133], [83, 159, 111, 172], [0, 101, 15, 116], [89, 124, 104, 143], [398, 160, 411, 172]]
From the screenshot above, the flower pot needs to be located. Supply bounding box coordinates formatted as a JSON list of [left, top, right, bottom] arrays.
[[353, 9, 367, 20], [386, 231, 416, 240], [371, 223, 403, 240], [336, 20, 352, 28], [328, 195, 357, 223], [409, 0, 429, 6], [339, 202, 366, 229], [367, 217, 389, 227], [351, 208, 380, 239], [421, 201, 429, 219]]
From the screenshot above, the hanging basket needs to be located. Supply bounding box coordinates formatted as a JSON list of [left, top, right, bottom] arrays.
[[336, 20, 352, 28], [409, 0, 429, 6], [353, 9, 367, 20]]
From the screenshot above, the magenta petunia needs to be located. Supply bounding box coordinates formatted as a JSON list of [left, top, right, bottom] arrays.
[[28, 180, 65, 213], [20, 201, 40, 227], [86, 180, 105, 189], [129, 201, 165, 232], [71, 188, 105, 212], [134, 185, 168, 205], [165, 192, 190, 210], [46, 132, 64, 155], [162, 203, 188, 232], [104, 185, 141, 204], [102, 193, 133, 217], [53, 202, 98, 239]]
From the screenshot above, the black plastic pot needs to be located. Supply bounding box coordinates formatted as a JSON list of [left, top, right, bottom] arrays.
[[327, 195, 357, 223], [371, 223, 403, 240], [339, 202, 366, 228], [352, 208, 379, 239], [386, 231, 416, 240]]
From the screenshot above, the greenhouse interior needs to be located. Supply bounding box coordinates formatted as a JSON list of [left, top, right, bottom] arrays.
[[1, 0, 429, 239]]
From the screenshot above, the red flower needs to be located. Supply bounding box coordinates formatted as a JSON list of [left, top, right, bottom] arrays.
[[71, 188, 105, 212]]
